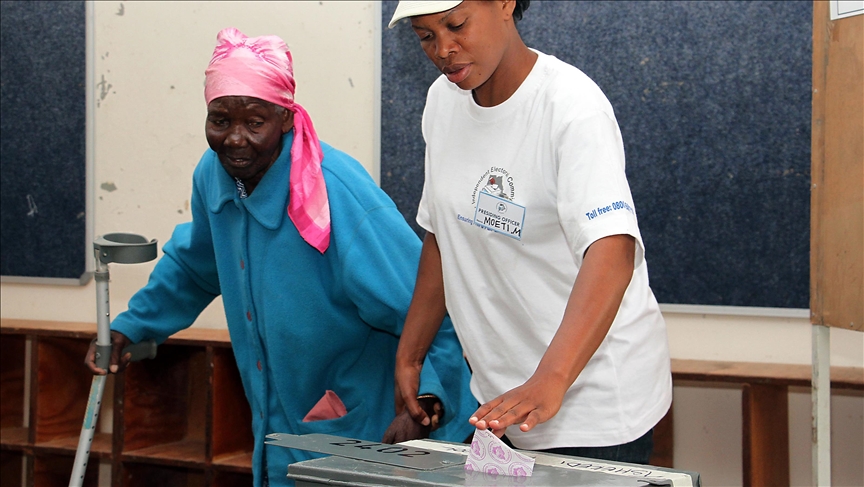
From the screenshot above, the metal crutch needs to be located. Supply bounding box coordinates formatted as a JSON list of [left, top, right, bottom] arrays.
[[69, 233, 159, 487]]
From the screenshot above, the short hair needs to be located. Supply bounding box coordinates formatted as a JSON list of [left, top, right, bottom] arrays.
[[513, 0, 530, 22]]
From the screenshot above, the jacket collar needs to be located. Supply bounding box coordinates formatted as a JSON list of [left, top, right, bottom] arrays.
[[206, 131, 295, 230]]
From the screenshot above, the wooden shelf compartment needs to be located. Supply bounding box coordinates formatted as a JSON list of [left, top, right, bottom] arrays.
[[210, 469, 253, 487], [120, 461, 206, 487], [34, 336, 111, 457], [33, 452, 100, 487], [119, 343, 209, 467], [0, 427, 29, 451], [211, 452, 253, 476], [210, 346, 252, 473], [36, 433, 113, 459], [1, 450, 26, 486], [1, 334, 27, 450]]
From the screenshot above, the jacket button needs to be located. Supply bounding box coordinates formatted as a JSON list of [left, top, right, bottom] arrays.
[[246, 311, 252, 321], [257, 360, 262, 371], [240, 259, 245, 269]]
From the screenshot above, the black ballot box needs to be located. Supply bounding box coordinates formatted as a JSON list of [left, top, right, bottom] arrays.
[[266, 434, 701, 487]]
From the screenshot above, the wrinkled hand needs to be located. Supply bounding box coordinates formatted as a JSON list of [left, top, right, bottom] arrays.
[[382, 409, 430, 444], [469, 374, 568, 437], [382, 397, 442, 444], [84, 330, 132, 375], [394, 360, 432, 427]]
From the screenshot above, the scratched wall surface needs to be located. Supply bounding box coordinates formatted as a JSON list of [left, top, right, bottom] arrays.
[[381, 0, 811, 308], [0, 1, 87, 280]]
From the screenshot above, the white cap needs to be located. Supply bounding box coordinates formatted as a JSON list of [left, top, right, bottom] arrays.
[[388, 1, 463, 28]]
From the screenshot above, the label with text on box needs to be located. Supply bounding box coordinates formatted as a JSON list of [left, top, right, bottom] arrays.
[[474, 191, 526, 240], [266, 433, 464, 471]]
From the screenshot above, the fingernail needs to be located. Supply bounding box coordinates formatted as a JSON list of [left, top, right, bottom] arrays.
[[422, 418, 430, 426], [469, 416, 478, 423]]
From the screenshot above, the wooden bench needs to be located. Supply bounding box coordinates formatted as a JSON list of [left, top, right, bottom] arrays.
[[650, 359, 864, 487]]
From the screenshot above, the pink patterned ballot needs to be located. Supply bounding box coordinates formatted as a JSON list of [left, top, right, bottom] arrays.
[[465, 428, 535, 477]]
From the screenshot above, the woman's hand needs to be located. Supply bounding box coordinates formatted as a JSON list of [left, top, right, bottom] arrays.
[[393, 360, 432, 428], [382, 396, 442, 444], [382, 409, 430, 444], [84, 330, 132, 375], [469, 372, 569, 437]]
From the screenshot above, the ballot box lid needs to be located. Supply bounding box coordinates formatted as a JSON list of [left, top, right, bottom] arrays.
[[270, 435, 700, 487], [289, 454, 668, 486]]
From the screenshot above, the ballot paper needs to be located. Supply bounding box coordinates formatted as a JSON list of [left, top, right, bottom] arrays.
[[465, 428, 535, 477]]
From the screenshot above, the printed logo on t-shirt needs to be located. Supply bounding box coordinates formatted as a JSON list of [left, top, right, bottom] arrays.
[[460, 166, 525, 240], [471, 167, 515, 204]]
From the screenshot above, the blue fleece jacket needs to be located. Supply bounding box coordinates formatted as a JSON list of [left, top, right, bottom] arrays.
[[112, 132, 475, 486]]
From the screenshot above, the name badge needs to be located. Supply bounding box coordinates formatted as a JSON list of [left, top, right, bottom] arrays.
[[474, 191, 525, 240]]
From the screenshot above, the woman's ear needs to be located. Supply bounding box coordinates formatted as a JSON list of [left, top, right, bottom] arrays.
[[501, 0, 516, 20], [282, 109, 295, 134]]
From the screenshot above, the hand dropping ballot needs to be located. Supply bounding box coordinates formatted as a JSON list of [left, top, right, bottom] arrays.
[[465, 428, 535, 477]]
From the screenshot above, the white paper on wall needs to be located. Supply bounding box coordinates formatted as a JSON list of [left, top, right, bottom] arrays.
[[830, 0, 864, 20]]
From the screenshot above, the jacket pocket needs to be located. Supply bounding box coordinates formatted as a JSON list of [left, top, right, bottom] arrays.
[[294, 400, 367, 437]]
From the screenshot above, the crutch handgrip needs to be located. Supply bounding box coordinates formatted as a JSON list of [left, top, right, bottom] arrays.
[[123, 339, 158, 362]]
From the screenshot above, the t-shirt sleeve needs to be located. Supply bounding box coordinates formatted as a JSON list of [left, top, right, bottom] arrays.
[[416, 82, 439, 234], [415, 145, 435, 234], [555, 111, 645, 269]]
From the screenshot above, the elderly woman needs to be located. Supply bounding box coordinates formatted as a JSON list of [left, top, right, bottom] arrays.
[[390, 0, 672, 465], [86, 28, 475, 486]]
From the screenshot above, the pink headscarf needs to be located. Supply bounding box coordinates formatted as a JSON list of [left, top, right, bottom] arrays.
[[204, 27, 330, 254]]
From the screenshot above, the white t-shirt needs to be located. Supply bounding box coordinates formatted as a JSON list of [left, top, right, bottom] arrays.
[[417, 51, 672, 449]]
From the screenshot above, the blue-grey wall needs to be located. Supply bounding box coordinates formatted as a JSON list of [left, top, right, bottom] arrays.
[[1, 1, 87, 281]]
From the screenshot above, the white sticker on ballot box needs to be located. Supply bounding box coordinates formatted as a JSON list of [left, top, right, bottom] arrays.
[[474, 191, 525, 240]]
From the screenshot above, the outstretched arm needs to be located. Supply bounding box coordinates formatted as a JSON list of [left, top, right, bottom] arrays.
[[393, 232, 449, 428], [84, 164, 220, 374], [471, 234, 635, 435]]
